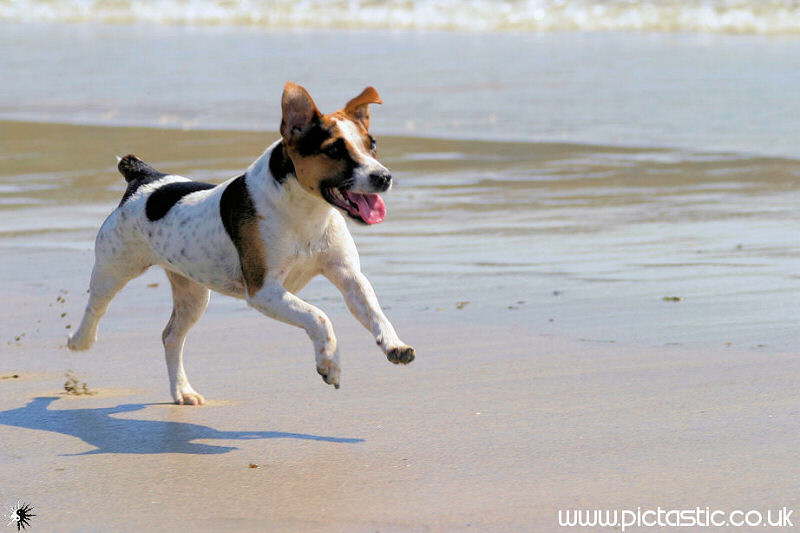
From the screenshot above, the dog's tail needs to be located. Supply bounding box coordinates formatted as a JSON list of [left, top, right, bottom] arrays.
[[116, 154, 165, 183]]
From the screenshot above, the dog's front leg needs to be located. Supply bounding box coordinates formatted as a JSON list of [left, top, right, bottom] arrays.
[[324, 266, 415, 365], [247, 282, 340, 388]]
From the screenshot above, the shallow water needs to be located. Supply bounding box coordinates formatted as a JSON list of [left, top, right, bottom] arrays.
[[3, 23, 800, 157]]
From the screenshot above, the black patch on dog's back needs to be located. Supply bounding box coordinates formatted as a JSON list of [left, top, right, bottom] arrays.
[[146, 181, 215, 221], [118, 154, 167, 206]]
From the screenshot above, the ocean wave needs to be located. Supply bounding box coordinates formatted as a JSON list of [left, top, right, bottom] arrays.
[[2, 0, 800, 34]]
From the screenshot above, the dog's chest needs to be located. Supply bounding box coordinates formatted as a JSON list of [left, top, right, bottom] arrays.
[[282, 260, 320, 294], [267, 233, 329, 293]]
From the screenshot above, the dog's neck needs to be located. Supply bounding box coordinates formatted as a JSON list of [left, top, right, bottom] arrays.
[[267, 140, 294, 184], [246, 140, 335, 228]]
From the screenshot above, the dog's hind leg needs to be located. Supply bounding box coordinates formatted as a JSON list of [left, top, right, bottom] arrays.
[[68, 258, 146, 351], [162, 270, 210, 405]]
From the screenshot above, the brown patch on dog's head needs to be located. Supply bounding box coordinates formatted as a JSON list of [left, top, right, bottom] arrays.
[[279, 83, 382, 193], [278, 82, 389, 224], [343, 86, 382, 130]]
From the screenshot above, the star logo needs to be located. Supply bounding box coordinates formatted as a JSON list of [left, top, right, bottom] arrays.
[[5, 501, 35, 531]]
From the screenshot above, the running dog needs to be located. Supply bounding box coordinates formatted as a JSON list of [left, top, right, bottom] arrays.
[[67, 83, 415, 404]]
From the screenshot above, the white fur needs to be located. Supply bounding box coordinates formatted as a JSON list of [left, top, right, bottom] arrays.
[[68, 137, 413, 404]]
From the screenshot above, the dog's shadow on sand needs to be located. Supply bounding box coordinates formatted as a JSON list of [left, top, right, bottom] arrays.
[[0, 397, 363, 455]]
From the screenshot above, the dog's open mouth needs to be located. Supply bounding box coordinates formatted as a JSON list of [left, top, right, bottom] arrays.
[[324, 187, 386, 224]]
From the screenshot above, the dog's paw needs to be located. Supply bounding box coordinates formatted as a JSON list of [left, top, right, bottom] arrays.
[[387, 345, 415, 365], [67, 331, 94, 351], [175, 392, 205, 406], [173, 387, 205, 406], [316, 359, 341, 389]]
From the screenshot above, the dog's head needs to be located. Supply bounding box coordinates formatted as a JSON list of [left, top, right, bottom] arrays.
[[279, 82, 391, 225]]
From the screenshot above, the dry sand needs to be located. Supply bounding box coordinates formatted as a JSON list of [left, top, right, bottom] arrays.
[[2, 246, 799, 532]]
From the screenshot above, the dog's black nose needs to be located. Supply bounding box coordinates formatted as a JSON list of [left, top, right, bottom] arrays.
[[369, 172, 392, 192]]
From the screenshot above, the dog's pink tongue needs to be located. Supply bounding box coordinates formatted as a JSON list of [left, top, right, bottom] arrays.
[[345, 192, 386, 224]]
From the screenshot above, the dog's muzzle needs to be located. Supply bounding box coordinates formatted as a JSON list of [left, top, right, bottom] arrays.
[[369, 171, 392, 192]]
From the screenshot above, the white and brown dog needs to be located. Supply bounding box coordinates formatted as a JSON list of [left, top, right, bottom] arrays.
[[67, 83, 415, 404]]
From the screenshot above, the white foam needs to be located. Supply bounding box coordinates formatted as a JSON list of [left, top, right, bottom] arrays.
[[2, 0, 800, 34]]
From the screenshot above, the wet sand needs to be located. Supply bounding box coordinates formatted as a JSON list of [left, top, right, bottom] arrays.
[[3, 120, 799, 351], [1, 120, 800, 530], [3, 247, 800, 531]]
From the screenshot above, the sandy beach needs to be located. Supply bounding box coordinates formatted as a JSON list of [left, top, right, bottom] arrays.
[[2, 8, 800, 530], [4, 245, 800, 531], [1, 120, 799, 531]]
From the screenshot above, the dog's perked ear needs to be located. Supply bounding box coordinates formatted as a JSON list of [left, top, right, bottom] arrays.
[[280, 82, 322, 141], [344, 86, 382, 130]]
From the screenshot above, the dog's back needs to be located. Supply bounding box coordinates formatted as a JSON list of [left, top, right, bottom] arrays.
[[118, 156, 247, 296]]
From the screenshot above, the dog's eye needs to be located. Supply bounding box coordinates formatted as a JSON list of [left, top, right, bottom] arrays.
[[324, 143, 343, 159], [369, 138, 377, 152]]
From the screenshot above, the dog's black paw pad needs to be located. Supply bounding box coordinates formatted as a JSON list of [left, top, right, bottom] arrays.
[[387, 346, 415, 365]]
